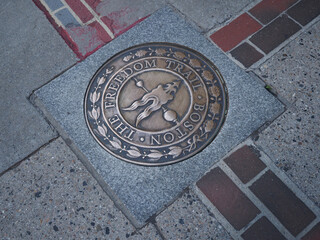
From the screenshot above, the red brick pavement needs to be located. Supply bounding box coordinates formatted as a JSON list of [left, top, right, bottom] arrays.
[[33, 0, 148, 60], [210, 0, 319, 67], [197, 145, 319, 239]]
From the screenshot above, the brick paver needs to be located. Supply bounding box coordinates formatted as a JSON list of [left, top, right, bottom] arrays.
[[210, 13, 262, 52], [287, 0, 320, 26], [249, 0, 298, 24], [230, 42, 264, 68], [250, 170, 316, 236], [65, 0, 94, 23], [89, 21, 113, 42], [197, 167, 260, 230], [209, 0, 319, 68], [250, 15, 301, 54], [241, 216, 286, 240], [302, 222, 320, 240], [224, 145, 266, 183], [196, 144, 319, 239], [84, 0, 100, 10]]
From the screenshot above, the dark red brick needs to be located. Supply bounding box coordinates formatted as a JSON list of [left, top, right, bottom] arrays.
[[250, 15, 301, 54], [230, 43, 264, 68], [224, 145, 266, 183], [210, 13, 262, 52], [65, 0, 94, 23], [197, 167, 260, 230], [249, 170, 316, 236], [85, 0, 101, 12], [241, 216, 286, 240], [89, 21, 112, 43], [302, 222, 320, 240], [249, 0, 298, 24], [287, 0, 320, 26]]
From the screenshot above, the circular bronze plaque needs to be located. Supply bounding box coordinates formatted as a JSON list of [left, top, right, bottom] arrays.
[[84, 43, 228, 166]]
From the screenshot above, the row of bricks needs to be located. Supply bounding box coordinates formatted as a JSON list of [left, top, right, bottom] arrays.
[[210, 0, 320, 68], [197, 145, 320, 239], [44, 0, 146, 37], [38, 0, 319, 63], [34, 0, 111, 59], [36, 0, 146, 59], [43, 0, 100, 24]]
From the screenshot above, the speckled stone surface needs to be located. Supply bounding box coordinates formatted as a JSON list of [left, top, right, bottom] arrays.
[[168, 0, 255, 31], [255, 21, 320, 104], [254, 21, 320, 207], [156, 190, 232, 239], [0, 0, 77, 173], [0, 138, 161, 239], [34, 7, 283, 226]]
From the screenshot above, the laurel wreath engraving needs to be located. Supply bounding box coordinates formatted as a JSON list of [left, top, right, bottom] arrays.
[[87, 47, 223, 162]]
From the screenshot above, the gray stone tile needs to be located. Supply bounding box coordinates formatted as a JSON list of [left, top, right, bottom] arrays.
[[255, 21, 320, 104], [168, 0, 255, 31], [0, 138, 140, 239], [34, 7, 283, 226], [0, 0, 77, 173], [156, 190, 232, 240], [255, 22, 320, 207]]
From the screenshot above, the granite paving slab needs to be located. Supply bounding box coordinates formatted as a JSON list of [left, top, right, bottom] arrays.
[[156, 190, 232, 239], [0, 0, 77, 173], [33, 6, 284, 227], [0, 138, 161, 239]]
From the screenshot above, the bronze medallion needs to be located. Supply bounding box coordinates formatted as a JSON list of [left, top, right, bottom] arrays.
[[84, 43, 228, 166]]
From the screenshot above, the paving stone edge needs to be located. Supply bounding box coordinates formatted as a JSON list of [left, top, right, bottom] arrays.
[[30, 94, 146, 228]]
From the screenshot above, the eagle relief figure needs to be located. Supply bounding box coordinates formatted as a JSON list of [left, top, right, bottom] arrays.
[[123, 79, 181, 127]]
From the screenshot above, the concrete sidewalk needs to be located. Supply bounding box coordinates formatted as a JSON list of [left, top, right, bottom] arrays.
[[1, 0, 319, 239]]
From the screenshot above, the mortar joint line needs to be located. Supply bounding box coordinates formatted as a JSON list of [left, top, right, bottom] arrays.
[[152, 221, 167, 240], [247, 140, 320, 234], [216, 160, 296, 240], [85, 18, 96, 25], [285, 0, 302, 13], [221, 29, 263, 55], [205, 0, 308, 71], [205, 35, 248, 71], [237, 213, 264, 236], [231, 15, 318, 71], [250, 140, 320, 217], [285, 12, 303, 28], [243, 166, 269, 188], [78, 0, 115, 38], [296, 218, 320, 239], [205, 0, 266, 36], [38, 0, 64, 27], [51, 6, 67, 15], [246, 11, 265, 27], [59, 0, 85, 26]]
